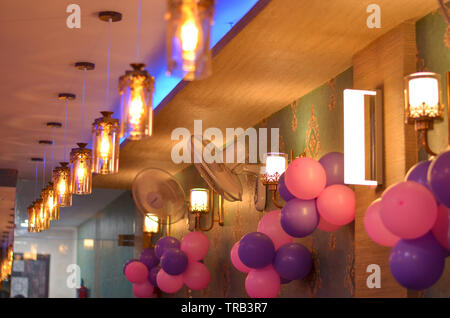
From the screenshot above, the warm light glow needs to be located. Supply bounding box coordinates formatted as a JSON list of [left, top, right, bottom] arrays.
[[343, 89, 378, 186], [83, 239, 94, 250], [264, 153, 287, 182], [190, 188, 209, 213], [100, 134, 111, 159], [53, 164, 72, 207], [167, 0, 214, 80], [180, 7, 200, 71], [144, 213, 160, 234], [71, 143, 92, 195], [405, 72, 442, 120], [129, 90, 145, 126], [119, 65, 154, 141]]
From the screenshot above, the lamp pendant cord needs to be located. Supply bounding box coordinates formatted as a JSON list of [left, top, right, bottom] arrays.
[[105, 18, 112, 107], [51, 127, 55, 172], [136, 0, 142, 61], [64, 99, 68, 162], [42, 150, 46, 188], [81, 68, 86, 134]]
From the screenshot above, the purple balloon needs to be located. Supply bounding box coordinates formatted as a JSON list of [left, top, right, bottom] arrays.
[[140, 248, 159, 270], [160, 248, 188, 275], [281, 199, 318, 238], [155, 236, 180, 259], [238, 232, 275, 269], [278, 173, 295, 202], [390, 232, 446, 290], [273, 243, 313, 280], [319, 152, 344, 186], [428, 150, 450, 208], [123, 259, 138, 274], [406, 160, 432, 191], [148, 265, 161, 287]]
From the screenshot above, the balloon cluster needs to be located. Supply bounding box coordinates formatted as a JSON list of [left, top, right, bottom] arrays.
[[124, 232, 211, 297], [282, 152, 355, 235], [364, 149, 450, 291], [231, 152, 355, 298]]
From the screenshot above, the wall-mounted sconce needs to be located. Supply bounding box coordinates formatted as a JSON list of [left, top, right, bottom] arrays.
[[344, 89, 383, 185], [144, 213, 160, 234], [261, 152, 287, 208], [404, 72, 445, 156], [83, 239, 95, 250], [143, 214, 170, 248], [189, 188, 224, 231]]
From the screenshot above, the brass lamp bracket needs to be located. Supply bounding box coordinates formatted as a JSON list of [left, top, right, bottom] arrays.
[[31, 157, 43, 162], [38, 140, 53, 145]]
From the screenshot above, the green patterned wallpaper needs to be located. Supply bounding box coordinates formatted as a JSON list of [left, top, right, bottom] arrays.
[[416, 8, 450, 298], [169, 68, 354, 298]]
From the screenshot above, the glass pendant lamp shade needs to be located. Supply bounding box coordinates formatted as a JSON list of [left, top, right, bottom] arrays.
[[166, 0, 215, 80], [34, 198, 49, 231], [52, 163, 72, 207], [404, 72, 444, 124], [43, 182, 59, 221], [27, 203, 37, 233], [92, 111, 119, 174], [119, 64, 154, 141], [70, 143, 93, 195]]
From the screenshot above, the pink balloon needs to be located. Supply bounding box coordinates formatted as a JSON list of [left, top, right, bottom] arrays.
[[132, 281, 154, 298], [364, 199, 400, 247], [432, 205, 450, 250], [317, 216, 341, 232], [380, 181, 438, 239], [156, 269, 184, 294], [245, 265, 280, 298], [183, 261, 210, 290], [124, 261, 148, 284], [316, 185, 355, 226], [257, 210, 294, 249], [230, 241, 252, 273], [285, 158, 326, 200], [181, 231, 210, 262]]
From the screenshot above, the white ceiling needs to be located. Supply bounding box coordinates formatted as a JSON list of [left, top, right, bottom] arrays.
[[0, 0, 167, 180]]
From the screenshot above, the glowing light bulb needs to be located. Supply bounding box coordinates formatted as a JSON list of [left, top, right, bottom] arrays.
[[180, 10, 200, 72], [129, 92, 144, 126], [100, 134, 111, 159], [77, 161, 87, 183], [58, 179, 66, 195]]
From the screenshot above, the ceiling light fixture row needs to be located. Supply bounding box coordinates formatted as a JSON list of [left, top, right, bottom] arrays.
[[27, 2, 216, 233]]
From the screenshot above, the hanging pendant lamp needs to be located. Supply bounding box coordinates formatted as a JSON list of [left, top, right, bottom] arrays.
[[53, 93, 76, 205], [166, 0, 215, 80], [92, 111, 119, 174], [118, 4, 155, 141], [70, 143, 92, 195], [119, 64, 154, 140]]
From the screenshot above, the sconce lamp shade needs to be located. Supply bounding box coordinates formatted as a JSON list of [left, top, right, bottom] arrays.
[[70, 143, 93, 195], [190, 188, 209, 213], [144, 213, 160, 234], [405, 72, 444, 125], [119, 64, 155, 141], [262, 152, 287, 186], [52, 162, 72, 207], [166, 0, 215, 80], [92, 111, 120, 174]]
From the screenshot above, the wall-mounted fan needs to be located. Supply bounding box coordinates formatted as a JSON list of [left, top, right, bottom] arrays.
[[189, 135, 266, 212], [190, 135, 243, 202], [132, 168, 187, 225]]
